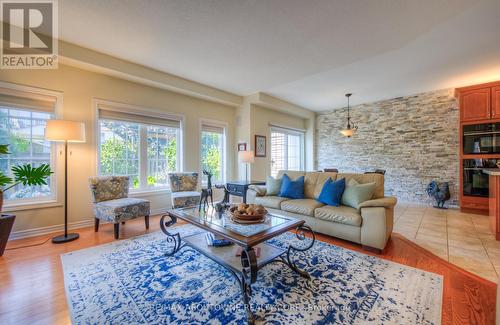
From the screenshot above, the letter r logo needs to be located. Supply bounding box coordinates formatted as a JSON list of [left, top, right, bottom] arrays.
[[2, 1, 54, 54]]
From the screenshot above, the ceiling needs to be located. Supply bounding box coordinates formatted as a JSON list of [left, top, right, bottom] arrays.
[[59, 0, 500, 111]]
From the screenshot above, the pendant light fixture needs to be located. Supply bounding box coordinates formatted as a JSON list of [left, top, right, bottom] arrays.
[[340, 93, 358, 137]]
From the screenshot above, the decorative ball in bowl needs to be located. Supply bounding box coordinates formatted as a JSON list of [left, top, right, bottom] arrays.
[[228, 203, 268, 221]]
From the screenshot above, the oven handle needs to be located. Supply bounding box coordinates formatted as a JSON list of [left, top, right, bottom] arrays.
[[463, 167, 495, 170], [463, 131, 500, 136]]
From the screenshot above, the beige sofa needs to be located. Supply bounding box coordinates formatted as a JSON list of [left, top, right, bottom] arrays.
[[247, 170, 397, 252]]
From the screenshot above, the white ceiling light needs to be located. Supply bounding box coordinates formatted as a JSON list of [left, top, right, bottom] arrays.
[[340, 93, 357, 138]]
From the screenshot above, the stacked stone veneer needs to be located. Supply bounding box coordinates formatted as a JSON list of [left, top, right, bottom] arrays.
[[316, 89, 459, 206]]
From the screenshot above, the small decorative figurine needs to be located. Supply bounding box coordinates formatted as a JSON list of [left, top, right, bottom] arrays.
[[199, 169, 214, 211], [426, 181, 451, 209]]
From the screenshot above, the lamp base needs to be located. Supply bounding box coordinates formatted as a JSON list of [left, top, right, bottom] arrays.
[[52, 233, 79, 244]]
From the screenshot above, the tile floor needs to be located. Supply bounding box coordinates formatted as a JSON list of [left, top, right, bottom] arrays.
[[394, 203, 500, 283]]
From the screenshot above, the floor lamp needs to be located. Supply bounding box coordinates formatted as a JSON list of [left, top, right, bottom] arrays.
[[238, 150, 254, 183], [45, 120, 86, 244]]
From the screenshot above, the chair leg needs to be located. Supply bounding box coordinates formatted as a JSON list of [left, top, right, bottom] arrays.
[[145, 215, 150, 229], [94, 218, 100, 232], [114, 223, 120, 239]]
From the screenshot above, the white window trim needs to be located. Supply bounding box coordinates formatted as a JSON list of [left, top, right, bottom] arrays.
[[0, 81, 63, 211], [93, 98, 185, 194], [270, 125, 305, 174], [199, 118, 227, 186]]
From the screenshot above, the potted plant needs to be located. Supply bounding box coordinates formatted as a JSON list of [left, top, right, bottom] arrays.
[[0, 144, 52, 256]]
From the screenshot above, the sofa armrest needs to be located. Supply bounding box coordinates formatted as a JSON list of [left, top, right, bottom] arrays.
[[360, 206, 394, 250], [248, 185, 267, 196], [359, 197, 396, 250], [246, 185, 266, 204], [358, 196, 397, 210]]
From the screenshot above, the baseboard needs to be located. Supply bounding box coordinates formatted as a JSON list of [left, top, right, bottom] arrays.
[[151, 207, 168, 215], [8, 208, 170, 241], [396, 199, 459, 209], [9, 219, 95, 241]]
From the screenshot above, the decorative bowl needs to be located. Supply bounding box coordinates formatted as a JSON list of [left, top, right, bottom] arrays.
[[228, 204, 268, 223]]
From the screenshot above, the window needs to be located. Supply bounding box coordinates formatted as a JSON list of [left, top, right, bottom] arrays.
[[98, 120, 140, 186], [97, 101, 181, 191], [200, 122, 225, 184], [270, 127, 305, 177], [147, 125, 178, 188], [0, 86, 57, 204]]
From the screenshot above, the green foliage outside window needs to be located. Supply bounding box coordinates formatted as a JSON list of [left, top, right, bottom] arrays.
[[9, 134, 30, 154], [201, 132, 222, 181], [147, 175, 156, 186], [165, 138, 177, 172], [100, 138, 135, 173], [100, 130, 177, 188]]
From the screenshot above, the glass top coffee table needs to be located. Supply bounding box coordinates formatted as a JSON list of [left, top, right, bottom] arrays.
[[160, 206, 315, 324]]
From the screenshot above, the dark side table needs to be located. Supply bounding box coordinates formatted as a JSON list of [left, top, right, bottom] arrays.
[[226, 180, 265, 203]]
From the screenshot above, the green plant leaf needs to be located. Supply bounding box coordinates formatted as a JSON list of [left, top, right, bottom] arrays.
[[0, 144, 10, 155], [0, 172, 12, 187], [11, 164, 53, 186]]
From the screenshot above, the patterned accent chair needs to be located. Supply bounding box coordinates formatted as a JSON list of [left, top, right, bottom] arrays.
[[89, 176, 150, 239], [168, 172, 201, 208]]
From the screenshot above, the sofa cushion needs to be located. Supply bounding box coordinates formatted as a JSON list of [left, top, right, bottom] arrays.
[[313, 172, 338, 198], [337, 173, 384, 199], [314, 205, 362, 227], [266, 176, 282, 196], [276, 170, 319, 197], [303, 172, 320, 199], [341, 179, 376, 209], [281, 199, 324, 216], [318, 177, 345, 206], [255, 196, 290, 209], [279, 174, 305, 199], [277, 170, 305, 180]]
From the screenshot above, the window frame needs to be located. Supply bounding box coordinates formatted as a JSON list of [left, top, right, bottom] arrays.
[[199, 118, 227, 186], [270, 126, 305, 176], [94, 99, 184, 194], [0, 81, 63, 211]]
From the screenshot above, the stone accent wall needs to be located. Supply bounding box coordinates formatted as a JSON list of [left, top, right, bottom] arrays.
[[316, 89, 459, 206]]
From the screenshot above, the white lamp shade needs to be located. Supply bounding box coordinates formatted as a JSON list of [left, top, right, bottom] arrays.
[[238, 150, 255, 164], [340, 128, 356, 137], [45, 120, 86, 142]]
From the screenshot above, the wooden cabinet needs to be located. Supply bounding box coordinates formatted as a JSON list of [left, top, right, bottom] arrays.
[[493, 86, 500, 118], [460, 88, 491, 122], [456, 81, 500, 215], [489, 174, 500, 239]]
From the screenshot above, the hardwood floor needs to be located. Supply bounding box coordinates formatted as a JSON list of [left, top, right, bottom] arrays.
[[0, 215, 497, 325]]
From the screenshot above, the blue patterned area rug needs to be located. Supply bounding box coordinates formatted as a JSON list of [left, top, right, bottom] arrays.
[[61, 225, 443, 324]]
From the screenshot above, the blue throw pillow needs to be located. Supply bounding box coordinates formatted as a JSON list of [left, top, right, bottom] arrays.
[[279, 174, 305, 199], [318, 178, 345, 206]]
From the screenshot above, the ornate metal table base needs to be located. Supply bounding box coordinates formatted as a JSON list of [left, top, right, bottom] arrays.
[[159, 214, 316, 324], [159, 214, 185, 256]]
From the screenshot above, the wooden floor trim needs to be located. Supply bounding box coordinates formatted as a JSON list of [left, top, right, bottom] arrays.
[[393, 233, 497, 287]]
